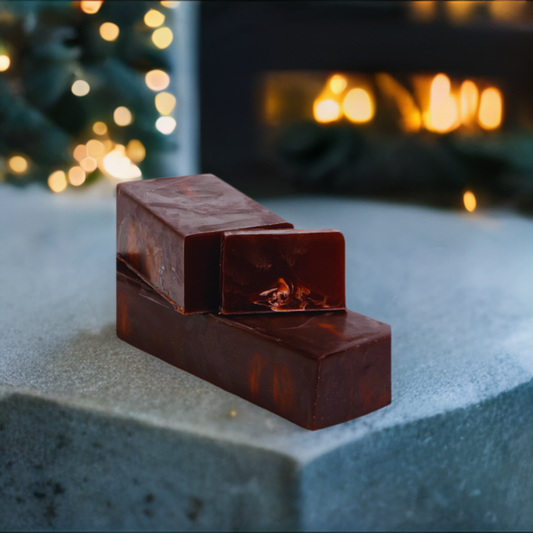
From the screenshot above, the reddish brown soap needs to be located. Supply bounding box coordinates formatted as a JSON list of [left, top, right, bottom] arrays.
[[220, 229, 346, 315], [117, 258, 391, 431], [117, 174, 293, 314]]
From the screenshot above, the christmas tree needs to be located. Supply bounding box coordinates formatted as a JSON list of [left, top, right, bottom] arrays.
[[0, 0, 179, 192]]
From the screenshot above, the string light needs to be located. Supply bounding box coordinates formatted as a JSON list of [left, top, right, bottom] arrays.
[[342, 88, 374, 123], [103, 139, 114, 152], [73, 144, 87, 162], [114, 106, 133, 126], [100, 22, 120, 42], [145, 70, 170, 91], [126, 139, 146, 162], [152, 27, 173, 49], [313, 99, 341, 123], [463, 191, 476, 212], [93, 122, 107, 136], [80, 157, 98, 173], [160, 1, 180, 7], [68, 166, 86, 186], [48, 171, 68, 193], [8, 155, 28, 174], [0, 55, 10, 72], [86, 139, 105, 159], [144, 9, 165, 27], [102, 148, 142, 180], [72, 80, 90, 97], [80, 1, 103, 14], [156, 116, 176, 134], [155, 92, 176, 115]]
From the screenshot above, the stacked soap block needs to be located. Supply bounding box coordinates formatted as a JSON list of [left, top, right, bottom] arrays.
[[116, 174, 391, 430]]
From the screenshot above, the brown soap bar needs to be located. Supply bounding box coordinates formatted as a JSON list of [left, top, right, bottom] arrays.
[[117, 258, 391, 431], [220, 229, 346, 314], [117, 174, 293, 314]]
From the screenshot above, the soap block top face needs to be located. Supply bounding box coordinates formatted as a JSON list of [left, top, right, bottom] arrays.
[[220, 229, 345, 314], [117, 174, 293, 314]]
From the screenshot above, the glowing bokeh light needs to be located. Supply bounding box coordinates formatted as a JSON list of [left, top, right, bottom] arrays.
[[114, 106, 133, 126], [93, 121, 107, 135], [329, 75, 347, 94], [87, 139, 105, 159], [478, 88, 502, 130], [71, 79, 90, 97], [460, 80, 479, 125], [102, 149, 142, 180], [8, 155, 28, 174], [99, 22, 120, 42], [0, 55, 10, 72], [73, 144, 87, 162], [313, 99, 341, 123], [156, 116, 177, 134], [463, 191, 477, 212], [80, 157, 98, 173], [48, 171, 68, 193], [80, 1, 103, 14], [342, 88, 374, 123], [69, 166, 86, 186], [126, 139, 146, 163], [152, 27, 173, 49], [161, 1, 180, 7], [426, 73, 459, 133], [145, 9, 165, 27], [145, 69, 170, 91], [155, 92, 176, 115]]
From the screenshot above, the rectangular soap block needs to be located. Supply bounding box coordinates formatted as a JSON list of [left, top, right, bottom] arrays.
[[117, 174, 293, 314], [117, 259, 391, 431], [220, 229, 346, 314]]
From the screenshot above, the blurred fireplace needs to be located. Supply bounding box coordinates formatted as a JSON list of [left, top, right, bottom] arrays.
[[199, 1, 533, 208]]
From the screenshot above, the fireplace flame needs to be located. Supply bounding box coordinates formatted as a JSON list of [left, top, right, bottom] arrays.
[[460, 80, 479, 125], [342, 88, 374, 123], [425, 73, 460, 133], [313, 98, 341, 123], [478, 88, 502, 130]]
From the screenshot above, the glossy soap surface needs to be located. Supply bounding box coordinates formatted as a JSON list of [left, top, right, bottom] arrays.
[[117, 259, 391, 430], [116, 174, 293, 313], [221, 229, 346, 314]]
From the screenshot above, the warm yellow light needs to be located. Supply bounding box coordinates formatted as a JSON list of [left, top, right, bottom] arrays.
[[68, 166, 86, 186], [154, 92, 176, 115], [376, 73, 421, 132], [460, 80, 479, 125], [102, 149, 142, 180], [463, 191, 476, 212], [80, 1, 103, 14], [93, 121, 107, 135], [114, 106, 133, 127], [73, 144, 87, 162], [103, 139, 114, 152], [80, 157, 98, 173], [8, 155, 28, 174], [478, 88, 502, 130], [155, 116, 177, 134], [71, 79, 90, 97], [489, 1, 526, 22], [0, 55, 10, 72], [145, 70, 170, 92], [410, 1, 437, 22], [342, 88, 374, 123], [329, 75, 347, 95], [426, 74, 459, 133], [145, 9, 165, 28], [161, 1, 180, 7], [446, 1, 476, 24], [152, 27, 173, 49], [48, 171, 68, 193], [313, 99, 341, 123], [126, 139, 146, 163], [99, 22, 120, 42], [86, 139, 105, 159]]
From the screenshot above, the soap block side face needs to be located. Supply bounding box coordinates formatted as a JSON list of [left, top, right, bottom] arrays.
[[315, 334, 391, 430], [220, 229, 346, 314], [117, 186, 186, 310]]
